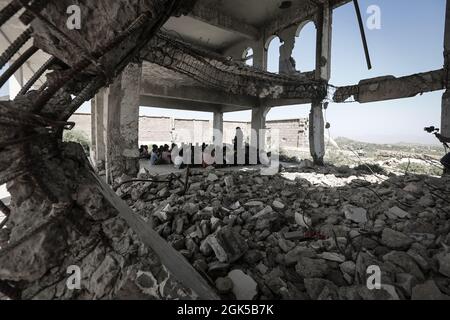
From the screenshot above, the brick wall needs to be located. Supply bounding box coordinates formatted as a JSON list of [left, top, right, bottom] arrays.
[[69, 113, 309, 148]]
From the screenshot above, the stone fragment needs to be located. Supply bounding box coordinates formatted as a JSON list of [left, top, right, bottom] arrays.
[[396, 273, 417, 297], [339, 261, 356, 276], [342, 205, 367, 223], [215, 277, 234, 294], [205, 227, 248, 263], [388, 206, 409, 219], [383, 251, 424, 280], [403, 183, 422, 196], [412, 280, 449, 300], [182, 202, 199, 215], [272, 200, 285, 210], [381, 228, 413, 250], [285, 246, 317, 266], [437, 253, 450, 278], [295, 212, 311, 228], [251, 206, 273, 220], [304, 278, 338, 300], [207, 173, 219, 182], [295, 257, 328, 278], [198, 206, 214, 219], [318, 252, 346, 263], [224, 176, 234, 190], [284, 231, 305, 241], [228, 270, 258, 300], [244, 201, 264, 208], [243, 250, 264, 264]]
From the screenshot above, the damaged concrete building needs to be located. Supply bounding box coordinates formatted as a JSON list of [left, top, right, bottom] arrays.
[[0, 0, 449, 301]]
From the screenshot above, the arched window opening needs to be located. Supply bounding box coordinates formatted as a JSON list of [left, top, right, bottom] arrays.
[[293, 21, 317, 73], [266, 36, 281, 74]]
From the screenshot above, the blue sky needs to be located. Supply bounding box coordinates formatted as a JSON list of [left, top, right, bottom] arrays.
[[2, 0, 446, 144]]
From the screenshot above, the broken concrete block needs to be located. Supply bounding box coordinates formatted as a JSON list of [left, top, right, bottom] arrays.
[[228, 270, 258, 300], [318, 252, 346, 263], [388, 206, 409, 219], [272, 200, 285, 210], [381, 228, 413, 250], [251, 205, 273, 220], [342, 205, 367, 223], [207, 173, 219, 182], [295, 212, 311, 228], [205, 227, 248, 263]]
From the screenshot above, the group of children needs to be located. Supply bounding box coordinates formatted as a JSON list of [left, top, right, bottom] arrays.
[[139, 128, 266, 169], [139, 144, 173, 165]]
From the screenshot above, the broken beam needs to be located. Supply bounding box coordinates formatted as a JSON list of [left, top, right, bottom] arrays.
[[333, 69, 445, 103]]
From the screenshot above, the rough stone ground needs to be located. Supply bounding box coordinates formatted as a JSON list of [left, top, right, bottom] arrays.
[[117, 163, 450, 300]]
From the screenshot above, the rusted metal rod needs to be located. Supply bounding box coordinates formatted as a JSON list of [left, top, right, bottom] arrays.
[[353, 0, 372, 70], [0, 46, 38, 89], [0, 0, 22, 27], [17, 56, 55, 96], [0, 28, 33, 70]]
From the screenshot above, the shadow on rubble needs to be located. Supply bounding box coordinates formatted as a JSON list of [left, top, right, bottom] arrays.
[[118, 161, 450, 300]]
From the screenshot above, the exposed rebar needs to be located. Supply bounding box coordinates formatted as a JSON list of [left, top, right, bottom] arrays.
[[0, 28, 33, 71]]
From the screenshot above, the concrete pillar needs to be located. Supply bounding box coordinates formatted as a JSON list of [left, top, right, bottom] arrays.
[[442, 0, 450, 137], [315, 2, 333, 81], [309, 101, 325, 165], [213, 111, 223, 148], [90, 89, 106, 169], [104, 62, 142, 183], [309, 2, 332, 165], [90, 97, 97, 164], [251, 105, 271, 151]]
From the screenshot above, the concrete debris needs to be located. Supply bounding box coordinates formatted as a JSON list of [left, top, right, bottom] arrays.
[[112, 168, 448, 300], [5, 162, 450, 300]]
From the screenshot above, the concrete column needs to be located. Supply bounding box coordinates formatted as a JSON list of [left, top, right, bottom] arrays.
[[309, 102, 325, 165], [309, 2, 332, 165], [105, 63, 142, 183], [213, 111, 223, 148], [90, 97, 97, 164], [90, 89, 106, 169], [442, 0, 450, 136], [251, 105, 271, 151], [315, 2, 333, 81]]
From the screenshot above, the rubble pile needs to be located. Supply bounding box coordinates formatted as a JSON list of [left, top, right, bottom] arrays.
[[118, 166, 450, 300]]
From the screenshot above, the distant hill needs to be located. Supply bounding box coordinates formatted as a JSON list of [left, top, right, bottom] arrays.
[[333, 137, 443, 157]]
